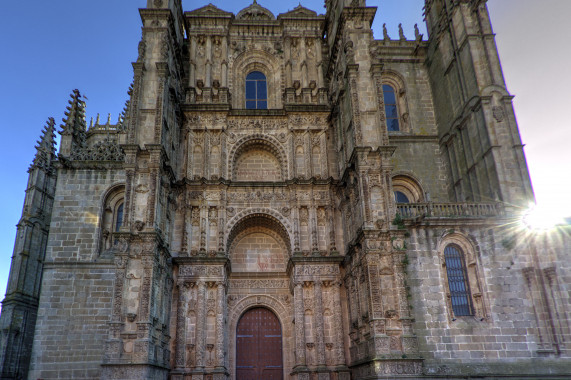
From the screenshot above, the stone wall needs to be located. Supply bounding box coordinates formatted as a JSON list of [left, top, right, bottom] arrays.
[[28, 266, 115, 380]]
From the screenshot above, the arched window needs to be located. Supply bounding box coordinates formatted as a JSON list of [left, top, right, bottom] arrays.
[[115, 203, 124, 232], [392, 175, 423, 203], [383, 84, 399, 131], [99, 186, 125, 255], [394, 191, 410, 203], [246, 71, 267, 109], [444, 244, 473, 316]]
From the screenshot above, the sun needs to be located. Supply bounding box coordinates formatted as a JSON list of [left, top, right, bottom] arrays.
[[522, 203, 567, 231]]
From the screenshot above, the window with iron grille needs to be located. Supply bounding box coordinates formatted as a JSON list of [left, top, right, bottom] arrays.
[[444, 244, 474, 316]]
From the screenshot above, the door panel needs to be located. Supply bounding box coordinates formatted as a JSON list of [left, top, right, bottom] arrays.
[[236, 308, 283, 380]]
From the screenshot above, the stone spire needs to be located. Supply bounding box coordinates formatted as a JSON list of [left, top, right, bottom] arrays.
[[0, 117, 59, 380], [28, 117, 57, 172], [59, 89, 87, 157]]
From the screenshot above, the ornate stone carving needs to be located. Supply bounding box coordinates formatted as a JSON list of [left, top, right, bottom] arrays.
[[70, 138, 125, 161], [229, 279, 289, 289], [295, 265, 340, 276], [178, 265, 224, 277]]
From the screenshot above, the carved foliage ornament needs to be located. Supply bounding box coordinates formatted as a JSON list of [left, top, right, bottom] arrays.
[[70, 138, 125, 161]]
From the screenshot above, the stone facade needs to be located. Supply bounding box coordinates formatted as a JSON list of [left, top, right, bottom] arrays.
[[1, 0, 570, 379]]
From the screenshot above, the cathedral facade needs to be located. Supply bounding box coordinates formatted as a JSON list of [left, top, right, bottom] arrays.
[[1, 0, 570, 379]]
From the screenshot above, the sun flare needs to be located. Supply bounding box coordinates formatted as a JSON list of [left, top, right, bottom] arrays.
[[522, 203, 567, 231]]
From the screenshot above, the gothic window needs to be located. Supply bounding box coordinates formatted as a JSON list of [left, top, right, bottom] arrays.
[[115, 203, 124, 232], [444, 244, 473, 316], [383, 84, 400, 131], [99, 186, 125, 255], [245, 71, 267, 109]]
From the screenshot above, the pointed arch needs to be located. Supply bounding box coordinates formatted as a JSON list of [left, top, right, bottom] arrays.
[[98, 183, 125, 256]]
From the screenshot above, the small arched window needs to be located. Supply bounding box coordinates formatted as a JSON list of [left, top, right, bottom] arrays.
[[383, 84, 399, 131], [392, 175, 423, 203], [246, 71, 267, 109], [99, 186, 125, 256], [394, 191, 410, 203], [115, 203, 124, 232], [444, 244, 473, 316]]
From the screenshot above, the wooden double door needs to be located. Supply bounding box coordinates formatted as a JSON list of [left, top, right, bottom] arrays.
[[236, 307, 283, 380]]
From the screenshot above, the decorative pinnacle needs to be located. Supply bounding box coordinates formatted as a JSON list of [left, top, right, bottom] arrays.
[[60, 89, 87, 154], [61, 89, 87, 135], [29, 117, 57, 172]]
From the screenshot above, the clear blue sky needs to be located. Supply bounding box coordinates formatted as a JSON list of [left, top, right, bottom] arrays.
[[0, 0, 569, 304]]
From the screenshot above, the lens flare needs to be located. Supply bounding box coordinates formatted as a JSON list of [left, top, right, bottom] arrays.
[[522, 203, 566, 231]]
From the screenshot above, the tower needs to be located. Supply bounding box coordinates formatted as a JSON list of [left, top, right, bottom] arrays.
[[0, 118, 57, 380], [424, 0, 533, 204]]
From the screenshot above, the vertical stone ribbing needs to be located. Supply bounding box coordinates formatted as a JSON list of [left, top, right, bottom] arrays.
[[314, 281, 326, 366], [294, 282, 307, 366], [394, 255, 410, 319], [215, 281, 225, 368], [175, 282, 187, 369], [333, 281, 346, 365], [196, 280, 206, 368], [371, 64, 389, 145]]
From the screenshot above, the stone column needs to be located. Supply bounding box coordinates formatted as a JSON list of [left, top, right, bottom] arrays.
[[333, 281, 346, 365], [316, 39, 323, 88], [189, 36, 197, 87], [221, 36, 228, 87], [328, 207, 337, 253], [196, 280, 206, 368], [370, 64, 389, 146], [310, 206, 318, 252], [314, 281, 326, 366], [301, 38, 308, 87], [284, 37, 292, 87], [206, 36, 212, 87], [215, 281, 226, 368], [175, 281, 188, 369], [294, 282, 307, 367]]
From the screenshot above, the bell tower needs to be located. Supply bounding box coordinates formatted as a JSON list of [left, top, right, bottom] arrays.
[[424, 0, 533, 205]]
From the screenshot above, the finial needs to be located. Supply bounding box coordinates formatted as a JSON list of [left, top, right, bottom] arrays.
[[106, 113, 111, 125], [383, 23, 389, 41], [253, 0, 257, 4], [95, 113, 100, 125], [414, 24, 423, 41], [29, 117, 57, 172], [399, 23, 406, 41], [89, 117, 93, 128]]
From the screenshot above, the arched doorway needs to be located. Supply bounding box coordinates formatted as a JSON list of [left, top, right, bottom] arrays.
[[236, 307, 283, 380]]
